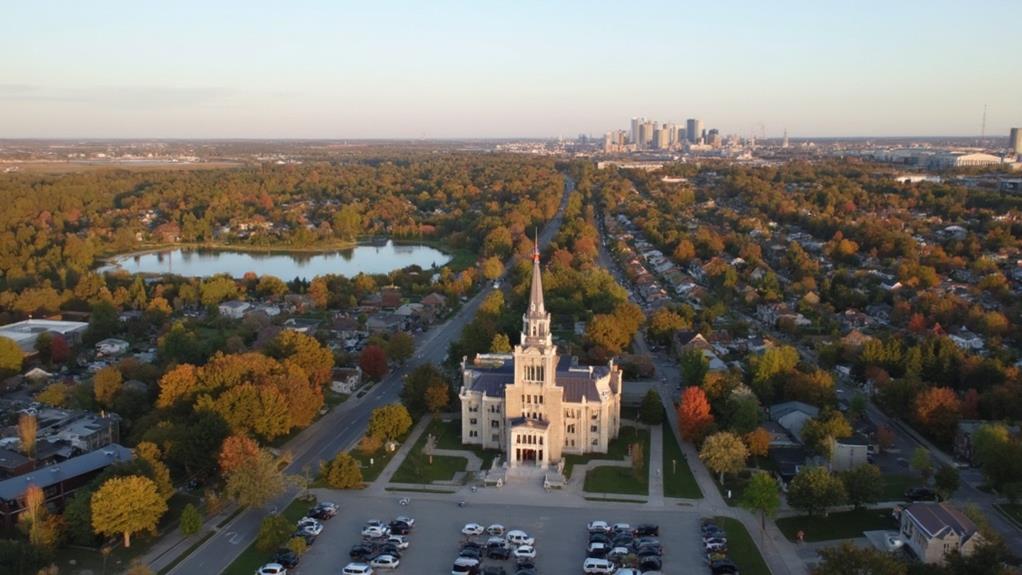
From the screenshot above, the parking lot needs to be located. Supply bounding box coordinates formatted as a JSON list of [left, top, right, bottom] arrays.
[[296, 493, 704, 574]]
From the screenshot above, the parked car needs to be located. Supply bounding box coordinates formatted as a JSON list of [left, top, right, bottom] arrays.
[[451, 557, 480, 575], [611, 523, 632, 535], [482, 567, 507, 575], [296, 521, 323, 537], [388, 520, 411, 535], [582, 557, 615, 574], [607, 546, 631, 562], [613, 569, 641, 575], [462, 523, 485, 536], [506, 530, 534, 546], [587, 520, 611, 533], [487, 545, 512, 560], [589, 532, 611, 545], [905, 487, 940, 502], [459, 547, 482, 560], [387, 535, 409, 549], [638, 555, 663, 572], [587, 541, 609, 558], [362, 525, 389, 538], [705, 540, 728, 553], [703, 535, 728, 545], [309, 502, 337, 520], [394, 515, 415, 527], [255, 563, 286, 575], [350, 544, 375, 560], [634, 523, 659, 537], [512, 545, 536, 560], [272, 549, 300, 569], [486, 523, 506, 536], [710, 559, 740, 574], [341, 564, 374, 575], [369, 555, 400, 569]]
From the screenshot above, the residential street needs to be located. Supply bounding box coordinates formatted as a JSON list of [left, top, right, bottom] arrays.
[[160, 177, 573, 575]]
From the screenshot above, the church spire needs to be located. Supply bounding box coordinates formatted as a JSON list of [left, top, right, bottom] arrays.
[[521, 232, 552, 349], [528, 233, 545, 316]]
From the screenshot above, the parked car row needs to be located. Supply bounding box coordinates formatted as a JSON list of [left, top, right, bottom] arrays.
[[454, 522, 538, 575], [256, 501, 338, 575], [343, 515, 416, 574], [701, 519, 739, 575], [583, 520, 663, 574]]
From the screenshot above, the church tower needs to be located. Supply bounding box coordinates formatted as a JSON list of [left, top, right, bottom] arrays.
[[514, 241, 557, 389]]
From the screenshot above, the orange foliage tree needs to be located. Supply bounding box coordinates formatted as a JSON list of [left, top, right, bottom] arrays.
[[913, 387, 962, 446], [678, 386, 714, 444]]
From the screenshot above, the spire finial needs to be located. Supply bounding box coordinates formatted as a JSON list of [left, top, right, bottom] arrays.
[[533, 228, 540, 262]]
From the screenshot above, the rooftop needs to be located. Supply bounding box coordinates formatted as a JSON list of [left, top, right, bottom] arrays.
[[0, 444, 133, 501]]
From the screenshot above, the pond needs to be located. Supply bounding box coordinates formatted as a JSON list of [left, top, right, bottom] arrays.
[[101, 241, 451, 279]]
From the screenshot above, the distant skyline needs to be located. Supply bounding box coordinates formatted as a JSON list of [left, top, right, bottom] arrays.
[[2, 0, 1020, 139]]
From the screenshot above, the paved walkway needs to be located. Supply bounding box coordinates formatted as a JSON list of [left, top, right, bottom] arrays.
[[648, 424, 665, 506], [368, 415, 432, 494]]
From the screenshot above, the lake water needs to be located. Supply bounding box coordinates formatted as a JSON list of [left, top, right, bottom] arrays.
[[101, 241, 451, 279]]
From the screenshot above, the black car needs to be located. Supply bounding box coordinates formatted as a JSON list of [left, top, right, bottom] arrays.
[[905, 487, 940, 502], [463, 540, 483, 550], [292, 531, 316, 545], [273, 549, 299, 568], [376, 544, 401, 558], [350, 544, 374, 560], [636, 543, 663, 557], [515, 559, 536, 570], [389, 521, 412, 535], [639, 555, 663, 572], [459, 547, 482, 560], [309, 506, 337, 520], [710, 559, 740, 574], [634, 523, 659, 537], [487, 546, 512, 560], [513, 571, 536, 575], [482, 567, 507, 575], [588, 532, 610, 545], [612, 535, 634, 548]]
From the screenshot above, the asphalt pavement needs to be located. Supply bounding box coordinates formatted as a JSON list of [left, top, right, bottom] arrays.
[[168, 175, 573, 575]]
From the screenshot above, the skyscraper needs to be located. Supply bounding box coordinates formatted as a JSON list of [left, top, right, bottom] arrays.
[[686, 118, 703, 144], [630, 118, 642, 146], [782, 129, 789, 148], [639, 121, 654, 149], [1011, 128, 1022, 156]]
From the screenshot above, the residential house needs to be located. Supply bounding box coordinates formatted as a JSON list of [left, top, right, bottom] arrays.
[[217, 300, 252, 319], [380, 286, 402, 310], [769, 401, 820, 442], [331, 367, 362, 394], [282, 318, 320, 335], [420, 293, 448, 317], [829, 434, 870, 472], [949, 328, 985, 352], [954, 420, 1019, 465], [94, 338, 130, 357], [900, 502, 984, 564], [0, 449, 33, 479]]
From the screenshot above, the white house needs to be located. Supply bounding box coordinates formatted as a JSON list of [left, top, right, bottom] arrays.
[[95, 338, 130, 357], [218, 300, 252, 319]]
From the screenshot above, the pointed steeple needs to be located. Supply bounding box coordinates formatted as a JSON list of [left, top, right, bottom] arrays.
[[528, 234, 545, 317]]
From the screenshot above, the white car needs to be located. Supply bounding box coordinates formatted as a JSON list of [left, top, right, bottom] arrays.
[[394, 515, 415, 527], [588, 541, 609, 555], [369, 555, 400, 569], [613, 568, 641, 575], [587, 520, 610, 533], [362, 525, 389, 538], [387, 535, 409, 549], [513, 545, 536, 559], [256, 564, 286, 575], [297, 520, 323, 536], [486, 523, 506, 536], [342, 564, 374, 575], [582, 557, 615, 574], [506, 529, 534, 546], [365, 519, 387, 529], [461, 522, 485, 536]]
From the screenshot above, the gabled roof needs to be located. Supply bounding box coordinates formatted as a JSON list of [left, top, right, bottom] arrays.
[[905, 502, 978, 541]]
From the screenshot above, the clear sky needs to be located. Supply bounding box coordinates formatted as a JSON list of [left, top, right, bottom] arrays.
[[1, 0, 1020, 139]]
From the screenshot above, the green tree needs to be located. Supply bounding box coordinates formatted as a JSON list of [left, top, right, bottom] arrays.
[[788, 466, 846, 517], [911, 447, 933, 482], [639, 389, 664, 425], [0, 336, 24, 377], [85, 300, 120, 344], [811, 542, 907, 575], [367, 403, 413, 441], [935, 464, 961, 500], [801, 410, 853, 457], [324, 452, 363, 489], [679, 349, 709, 387], [179, 503, 202, 536], [386, 332, 415, 365], [223, 449, 286, 508], [490, 333, 512, 353], [739, 471, 781, 537], [841, 464, 884, 509], [255, 514, 294, 553], [91, 475, 168, 547], [699, 431, 749, 484], [400, 363, 447, 417]]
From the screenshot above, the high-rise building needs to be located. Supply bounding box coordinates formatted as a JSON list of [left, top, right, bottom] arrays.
[[630, 118, 642, 145], [665, 123, 677, 147], [1011, 128, 1022, 156], [782, 129, 789, 148], [639, 121, 654, 149], [707, 129, 721, 148], [655, 127, 669, 150], [686, 118, 703, 144]]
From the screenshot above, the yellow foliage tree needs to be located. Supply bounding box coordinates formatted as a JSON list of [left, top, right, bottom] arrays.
[[91, 475, 167, 547]]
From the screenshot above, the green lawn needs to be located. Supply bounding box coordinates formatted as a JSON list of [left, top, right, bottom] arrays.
[[881, 474, 919, 501], [564, 425, 646, 479], [775, 508, 897, 542], [351, 445, 400, 482], [585, 465, 648, 495], [223, 497, 315, 575], [662, 424, 702, 499], [712, 516, 771, 575], [428, 417, 501, 470]]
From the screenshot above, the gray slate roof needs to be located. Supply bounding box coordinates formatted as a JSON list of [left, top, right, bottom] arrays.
[[905, 502, 978, 540], [0, 444, 133, 502]]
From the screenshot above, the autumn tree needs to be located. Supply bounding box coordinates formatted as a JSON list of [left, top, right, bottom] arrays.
[[748, 345, 799, 403], [219, 434, 261, 475], [801, 410, 853, 457], [490, 333, 512, 353], [256, 514, 293, 553], [156, 363, 199, 408], [678, 386, 714, 443], [841, 464, 883, 509], [424, 383, 449, 416], [875, 425, 896, 453], [630, 442, 645, 480], [223, 448, 286, 508], [647, 307, 690, 345], [812, 542, 907, 575], [266, 330, 334, 387], [699, 431, 749, 483], [400, 363, 447, 417], [739, 471, 781, 537], [788, 466, 846, 517], [480, 256, 505, 281], [586, 313, 630, 354], [19, 484, 60, 551], [93, 365, 123, 408], [913, 387, 962, 446], [783, 369, 836, 407], [324, 452, 363, 489], [135, 442, 174, 501], [256, 275, 289, 298], [308, 277, 329, 309], [0, 336, 24, 377], [367, 404, 412, 441], [18, 414, 37, 460], [744, 427, 772, 463], [91, 475, 168, 547], [360, 344, 388, 381]]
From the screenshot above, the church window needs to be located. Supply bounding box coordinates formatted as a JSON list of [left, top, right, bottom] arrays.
[[567, 424, 575, 434], [492, 434, 500, 442], [470, 418, 477, 425], [591, 425, 598, 432]]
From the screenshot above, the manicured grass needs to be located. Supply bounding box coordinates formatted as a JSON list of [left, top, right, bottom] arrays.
[[386, 486, 457, 494], [881, 474, 919, 501], [713, 516, 771, 575], [584, 496, 648, 503], [223, 497, 315, 575], [392, 453, 468, 484], [428, 417, 501, 470], [324, 390, 350, 409], [662, 424, 702, 499], [775, 508, 897, 542], [564, 425, 647, 479], [351, 445, 400, 482], [585, 465, 648, 496]]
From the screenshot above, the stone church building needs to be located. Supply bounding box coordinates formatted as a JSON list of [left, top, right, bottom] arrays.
[[458, 246, 623, 469]]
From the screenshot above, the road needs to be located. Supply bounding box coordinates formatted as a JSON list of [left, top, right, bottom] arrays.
[[166, 175, 574, 575]]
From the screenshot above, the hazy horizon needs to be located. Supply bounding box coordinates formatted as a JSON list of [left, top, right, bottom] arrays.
[[2, 0, 1020, 139]]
